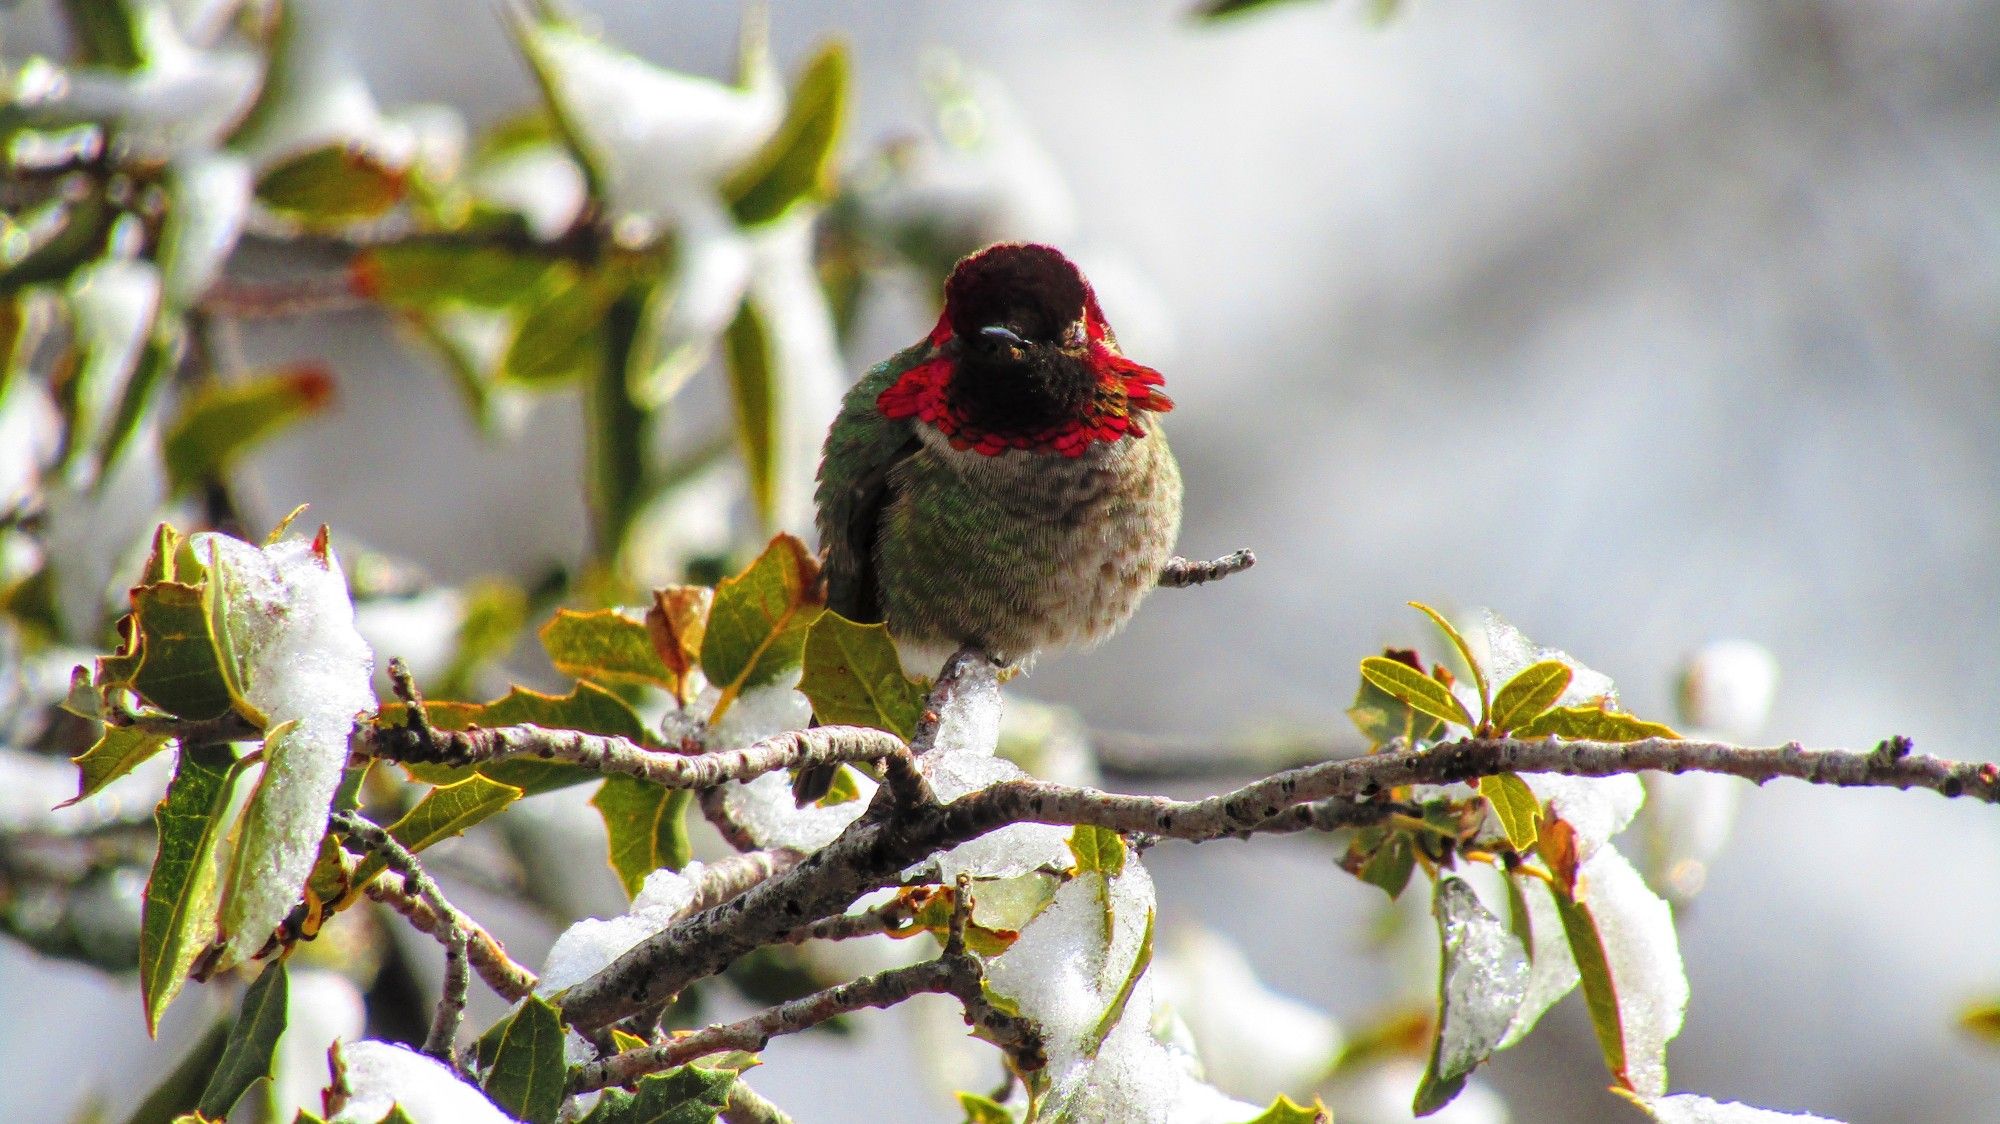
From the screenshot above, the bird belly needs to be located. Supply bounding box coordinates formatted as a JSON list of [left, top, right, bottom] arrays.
[[874, 430, 1182, 665]]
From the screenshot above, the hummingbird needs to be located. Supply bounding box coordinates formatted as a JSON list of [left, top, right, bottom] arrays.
[[805, 243, 1181, 796]]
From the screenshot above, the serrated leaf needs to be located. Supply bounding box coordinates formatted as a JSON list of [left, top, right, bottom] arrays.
[[541, 607, 677, 690], [163, 366, 335, 496], [956, 1092, 1016, 1124], [1479, 774, 1543, 850], [1409, 602, 1490, 729], [140, 742, 240, 1034], [1359, 656, 1474, 730], [1067, 826, 1126, 877], [1414, 877, 1530, 1116], [722, 300, 779, 528], [64, 724, 172, 807], [701, 534, 824, 719], [126, 1016, 232, 1124], [389, 680, 651, 795], [353, 243, 552, 310], [579, 1064, 735, 1124], [1514, 705, 1680, 743], [1240, 1095, 1331, 1124], [646, 586, 710, 705], [481, 994, 566, 1124], [724, 42, 849, 226], [255, 145, 408, 225], [100, 582, 237, 721], [195, 962, 288, 1118], [1490, 660, 1572, 734], [593, 776, 693, 898], [800, 612, 924, 739], [1347, 650, 1445, 748]]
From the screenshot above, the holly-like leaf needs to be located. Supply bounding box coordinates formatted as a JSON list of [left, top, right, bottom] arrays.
[[1479, 774, 1543, 851], [163, 366, 335, 496], [481, 994, 567, 1124], [1490, 660, 1572, 734], [646, 586, 711, 705], [352, 243, 552, 310], [140, 742, 240, 1034], [799, 612, 925, 739], [350, 774, 525, 892], [701, 535, 824, 719], [541, 607, 677, 691], [255, 145, 408, 225], [579, 1064, 736, 1123], [1240, 1095, 1331, 1124], [1409, 601, 1490, 729], [592, 776, 693, 898], [196, 961, 289, 1118], [1347, 649, 1446, 748], [1067, 826, 1126, 877], [1413, 877, 1530, 1115], [722, 301, 780, 528], [390, 681, 651, 795], [724, 41, 850, 226], [1514, 706, 1680, 742], [100, 581, 238, 722], [891, 885, 1019, 957], [63, 724, 172, 807], [1359, 656, 1474, 730]]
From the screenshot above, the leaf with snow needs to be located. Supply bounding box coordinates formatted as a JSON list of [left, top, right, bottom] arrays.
[[725, 41, 849, 226], [593, 776, 693, 898], [1497, 869, 1581, 1049], [139, 741, 240, 1034], [62, 258, 161, 481], [327, 1040, 516, 1124], [159, 153, 252, 309], [1490, 659, 1571, 734], [1155, 927, 1342, 1101], [1550, 839, 1688, 1097], [1634, 1094, 1846, 1124], [480, 994, 566, 1124], [1414, 876, 1530, 1115], [97, 577, 237, 721], [389, 680, 652, 795]]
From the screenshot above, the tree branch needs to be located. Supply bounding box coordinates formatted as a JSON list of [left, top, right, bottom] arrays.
[[1158, 549, 1255, 588], [363, 876, 539, 1002], [331, 811, 473, 1064]]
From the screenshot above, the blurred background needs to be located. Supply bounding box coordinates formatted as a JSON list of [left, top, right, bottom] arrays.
[[3, 0, 1999, 1121]]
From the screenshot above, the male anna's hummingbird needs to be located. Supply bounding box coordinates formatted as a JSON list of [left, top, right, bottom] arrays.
[[814, 241, 1183, 680]]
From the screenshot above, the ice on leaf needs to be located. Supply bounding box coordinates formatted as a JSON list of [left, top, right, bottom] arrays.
[[326, 1039, 514, 1123], [538, 862, 702, 994], [1577, 844, 1687, 1097], [1498, 870, 1580, 1049], [1521, 773, 1644, 862], [190, 533, 376, 969], [710, 679, 878, 852], [1421, 877, 1530, 1111], [912, 662, 1070, 883], [1638, 1094, 1844, 1124], [1465, 609, 1616, 709]]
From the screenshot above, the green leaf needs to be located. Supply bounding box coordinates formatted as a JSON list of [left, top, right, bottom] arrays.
[[196, 962, 288, 1117], [815, 765, 862, 806], [799, 612, 925, 739], [351, 774, 525, 890], [1347, 650, 1446, 748], [503, 266, 620, 386], [722, 300, 779, 528], [98, 581, 237, 722], [1356, 830, 1416, 899], [59, 0, 149, 68], [540, 607, 677, 691], [724, 42, 850, 226], [481, 994, 567, 1124], [956, 1092, 1017, 1124], [125, 1017, 232, 1124], [1514, 706, 1680, 743], [593, 776, 693, 898], [1359, 656, 1474, 730], [140, 742, 240, 1034], [390, 681, 651, 795], [1490, 660, 1573, 735], [1067, 826, 1127, 877], [1478, 774, 1543, 851], [1195, 0, 1317, 20], [701, 534, 825, 719], [64, 724, 172, 807], [1408, 601, 1490, 730], [1077, 908, 1155, 1060], [354, 243, 552, 310], [1553, 888, 1626, 1085], [580, 1064, 736, 1124], [1239, 1095, 1330, 1124], [163, 367, 335, 496], [1413, 877, 1530, 1116], [255, 145, 408, 226]]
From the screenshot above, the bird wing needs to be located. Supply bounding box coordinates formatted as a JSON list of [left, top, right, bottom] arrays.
[[815, 342, 929, 623]]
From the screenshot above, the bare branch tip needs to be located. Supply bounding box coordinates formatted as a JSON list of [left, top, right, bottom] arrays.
[[1158, 549, 1257, 589]]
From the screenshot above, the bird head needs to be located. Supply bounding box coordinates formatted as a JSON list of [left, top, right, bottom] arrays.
[[876, 243, 1172, 457]]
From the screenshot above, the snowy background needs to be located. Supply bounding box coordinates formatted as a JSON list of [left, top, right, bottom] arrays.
[[4, 1, 2000, 1121]]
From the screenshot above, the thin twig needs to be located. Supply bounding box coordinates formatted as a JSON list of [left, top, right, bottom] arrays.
[[386, 657, 439, 759], [330, 812, 472, 1064], [1157, 549, 1256, 588], [699, 786, 763, 853], [363, 877, 539, 1002]]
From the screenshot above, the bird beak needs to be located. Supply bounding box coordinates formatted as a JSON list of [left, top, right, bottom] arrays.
[[978, 325, 1028, 358]]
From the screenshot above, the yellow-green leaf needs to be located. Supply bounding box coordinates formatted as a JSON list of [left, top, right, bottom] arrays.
[[140, 742, 240, 1034], [540, 607, 676, 691], [503, 267, 620, 387], [64, 724, 172, 808], [99, 581, 238, 722], [1490, 660, 1572, 735], [799, 612, 925, 739], [1067, 826, 1126, 877], [353, 243, 551, 310], [592, 776, 693, 898], [1553, 889, 1626, 1085], [1239, 1095, 1330, 1124], [724, 42, 850, 226], [481, 994, 566, 1124], [1347, 650, 1446, 748], [956, 1091, 1014, 1124], [255, 145, 408, 226], [196, 961, 288, 1118], [163, 366, 335, 496], [701, 534, 825, 720], [1409, 601, 1489, 729], [1514, 706, 1680, 743], [722, 300, 779, 528], [1961, 1000, 2000, 1044], [1479, 774, 1543, 851], [1359, 656, 1474, 730], [347, 774, 523, 894]]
